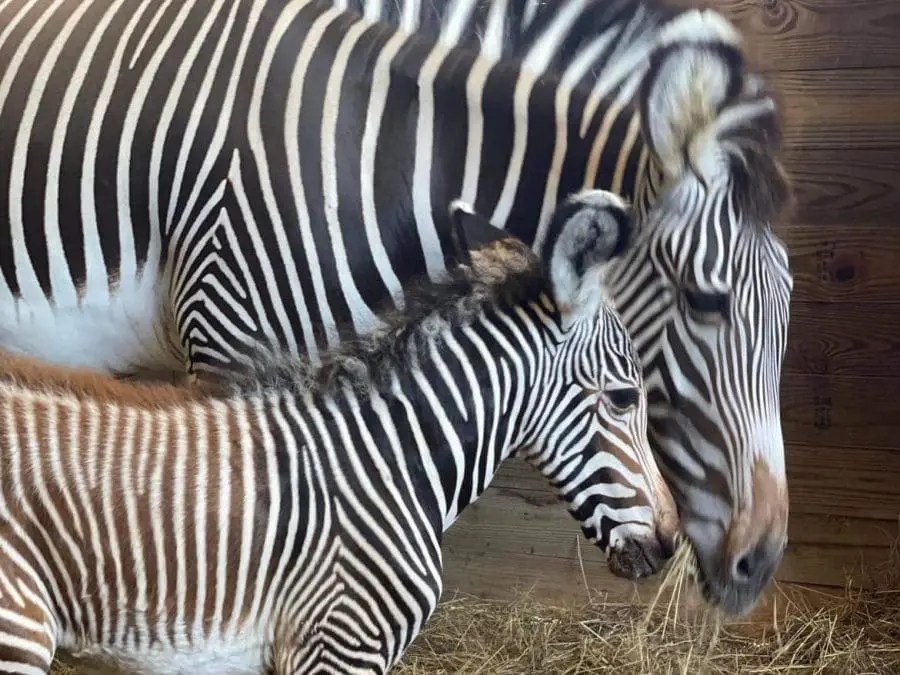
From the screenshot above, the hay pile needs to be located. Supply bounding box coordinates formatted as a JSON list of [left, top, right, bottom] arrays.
[[394, 583, 900, 674], [396, 542, 900, 674]]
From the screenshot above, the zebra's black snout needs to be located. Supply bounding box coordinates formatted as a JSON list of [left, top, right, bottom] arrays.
[[606, 533, 673, 581]]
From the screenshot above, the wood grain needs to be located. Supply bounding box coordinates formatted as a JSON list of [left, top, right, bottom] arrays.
[[782, 374, 900, 451], [786, 302, 900, 377], [667, 0, 900, 72], [787, 445, 900, 521], [783, 224, 900, 304], [780, 148, 900, 227], [772, 69, 900, 150]]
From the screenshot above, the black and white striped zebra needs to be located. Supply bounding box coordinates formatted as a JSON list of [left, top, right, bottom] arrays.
[[0, 0, 793, 615], [0, 193, 665, 674]]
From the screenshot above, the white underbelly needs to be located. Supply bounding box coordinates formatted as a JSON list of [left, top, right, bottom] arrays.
[[59, 639, 268, 675], [0, 272, 184, 376]]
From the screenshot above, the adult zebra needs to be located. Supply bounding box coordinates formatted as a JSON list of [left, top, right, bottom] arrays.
[[0, 194, 660, 674], [0, 0, 793, 616]]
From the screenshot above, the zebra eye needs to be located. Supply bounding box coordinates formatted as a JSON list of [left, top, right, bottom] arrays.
[[683, 288, 730, 323], [606, 387, 640, 414]]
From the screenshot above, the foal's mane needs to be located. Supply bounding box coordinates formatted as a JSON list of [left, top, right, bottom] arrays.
[[222, 238, 549, 399]]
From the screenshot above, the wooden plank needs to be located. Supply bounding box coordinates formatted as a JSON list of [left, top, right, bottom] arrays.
[[787, 446, 900, 522], [787, 513, 899, 548], [782, 223, 900, 304], [782, 374, 900, 451], [667, 0, 900, 72], [779, 542, 895, 588], [785, 302, 900, 378], [772, 69, 900, 150], [780, 148, 900, 227], [440, 481, 897, 604]]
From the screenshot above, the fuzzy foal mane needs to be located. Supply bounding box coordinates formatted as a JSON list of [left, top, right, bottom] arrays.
[[219, 237, 551, 399]]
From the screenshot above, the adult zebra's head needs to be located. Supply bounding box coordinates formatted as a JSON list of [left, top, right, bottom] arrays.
[[451, 192, 678, 582], [568, 19, 792, 617]]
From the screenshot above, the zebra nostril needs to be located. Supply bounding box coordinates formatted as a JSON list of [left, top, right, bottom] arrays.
[[733, 551, 753, 582]]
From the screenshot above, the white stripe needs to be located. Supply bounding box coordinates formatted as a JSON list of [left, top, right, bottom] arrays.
[[123, 408, 151, 646], [400, 0, 421, 33], [267, 5, 346, 351], [149, 409, 171, 645], [491, 0, 584, 225], [99, 405, 124, 645], [440, 0, 478, 47], [359, 29, 411, 308], [79, 0, 153, 304], [534, 31, 617, 253], [190, 404, 209, 642], [3, 0, 66, 316], [244, 399, 280, 626], [457, 57, 494, 208], [172, 408, 189, 642], [210, 401, 233, 641], [44, 0, 124, 307], [412, 42, 454, 281], [321, 16, 382, 335], [226, 400, 257, 636], [481, 0, 507, 60]]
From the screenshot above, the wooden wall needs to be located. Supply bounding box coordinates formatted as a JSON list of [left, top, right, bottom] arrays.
[[440, 0, 900, 608]]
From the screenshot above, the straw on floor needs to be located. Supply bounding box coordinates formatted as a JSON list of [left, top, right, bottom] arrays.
[[395, 540, 900, 674]]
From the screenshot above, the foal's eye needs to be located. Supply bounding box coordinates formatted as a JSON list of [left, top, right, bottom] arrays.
[[683, 288, 730, 324], [606, 388, 640, 414]]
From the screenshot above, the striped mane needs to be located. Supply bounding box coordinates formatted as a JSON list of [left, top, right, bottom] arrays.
[[717, 89, 792, 229], [222, 236, 549, 398]]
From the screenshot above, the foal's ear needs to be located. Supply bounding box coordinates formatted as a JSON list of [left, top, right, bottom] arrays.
[[543, 190, 633, 330], [448, 199, 512, 265]]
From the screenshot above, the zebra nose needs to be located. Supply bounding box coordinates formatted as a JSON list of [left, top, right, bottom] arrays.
[[729, 535, 785, 588]]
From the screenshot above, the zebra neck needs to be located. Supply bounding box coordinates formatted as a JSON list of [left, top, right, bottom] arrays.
[[380, 323, 545, 532]]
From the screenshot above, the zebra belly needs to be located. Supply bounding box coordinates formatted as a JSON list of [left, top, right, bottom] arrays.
[[0, 273, 184, 375], [58, 638, 269, 675]]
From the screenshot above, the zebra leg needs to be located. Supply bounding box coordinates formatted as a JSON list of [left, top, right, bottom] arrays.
[[0, 557, 56, 675]]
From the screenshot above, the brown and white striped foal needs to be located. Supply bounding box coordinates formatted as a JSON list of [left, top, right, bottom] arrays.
[[0, 193, 676, 674]]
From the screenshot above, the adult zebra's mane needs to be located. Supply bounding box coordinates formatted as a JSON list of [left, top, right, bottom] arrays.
[[224, 236, 551, 399]]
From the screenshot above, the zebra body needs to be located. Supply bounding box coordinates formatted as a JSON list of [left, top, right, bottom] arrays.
[[0, 194, 668, 674], [0, 0, 671, 373], [0, 0, 795, 615]]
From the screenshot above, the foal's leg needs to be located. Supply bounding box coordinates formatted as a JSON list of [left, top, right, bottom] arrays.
[[0, 557, 56, 675]]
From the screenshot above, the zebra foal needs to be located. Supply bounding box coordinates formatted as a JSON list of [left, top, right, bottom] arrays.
[[0, 192, 672, 674]]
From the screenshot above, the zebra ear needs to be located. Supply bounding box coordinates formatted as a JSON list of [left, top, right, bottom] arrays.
[[639, 12, 745, 183], [544, 190, 632, 330], [448, 199, 513, 265]]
